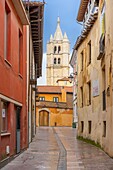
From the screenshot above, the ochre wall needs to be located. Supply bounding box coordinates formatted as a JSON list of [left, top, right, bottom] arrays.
[[36, 107, 73, 127], [76, 0, 113, 157], [37, 93, 62, 102]]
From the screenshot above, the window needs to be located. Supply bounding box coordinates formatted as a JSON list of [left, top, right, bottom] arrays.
[[1, 101, 8, 133], [39, 97, 45, 101], [53, 97, 59, 102], [81, 121, 84, 133], [87, 81, 91, 105], [58, 58, 61, 64], [102, 67, 106, 110], [88, 121, 92, 134], [81, 51, 83, 71], [103, 121, 106, 137], [80, 87, 83, 107], [4, 3, 11, 61], [54, 46, 57, 53], [54, 58, 56, 64], [58, 46, 61, 53], [87, 41, 91, 65], [19, 30, 23, 75]]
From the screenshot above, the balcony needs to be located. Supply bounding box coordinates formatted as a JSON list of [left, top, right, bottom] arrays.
[[97, 34, 105, 60], [83, 1, 99, 26], [75, 2, 99, 50]]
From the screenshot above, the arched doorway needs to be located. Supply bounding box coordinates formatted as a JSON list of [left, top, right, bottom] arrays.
[[39, 110, 49, 126]]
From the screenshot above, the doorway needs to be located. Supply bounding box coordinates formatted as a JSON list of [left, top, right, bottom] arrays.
[[16, 107, 21, 153], [39, 110, 49, 126]]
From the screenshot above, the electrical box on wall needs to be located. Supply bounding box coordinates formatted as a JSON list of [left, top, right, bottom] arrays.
[[6, 145, 10, 154]]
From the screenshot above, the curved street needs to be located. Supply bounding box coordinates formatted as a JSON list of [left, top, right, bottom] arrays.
[[2, 127, 113, 170]]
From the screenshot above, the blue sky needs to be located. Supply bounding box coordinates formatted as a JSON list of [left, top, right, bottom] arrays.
[[43, 0, 81, 52], [37, 0, 82, 84]]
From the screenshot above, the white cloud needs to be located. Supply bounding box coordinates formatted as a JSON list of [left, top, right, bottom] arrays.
[[37, 53, 47, 85]]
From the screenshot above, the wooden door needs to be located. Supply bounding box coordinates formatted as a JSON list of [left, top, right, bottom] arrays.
[[39, 111, 49, 126]]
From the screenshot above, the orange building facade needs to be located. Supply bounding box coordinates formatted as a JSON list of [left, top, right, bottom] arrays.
[[36, 86, 73, 127], [0, 0, 29, 162]]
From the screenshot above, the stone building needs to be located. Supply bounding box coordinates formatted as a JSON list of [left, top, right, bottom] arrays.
[[46, 17, 70, 85], [72, 0, 113, 157], [36, 86, 73, 127]]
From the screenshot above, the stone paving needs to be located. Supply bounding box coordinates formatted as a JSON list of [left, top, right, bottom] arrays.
[[55, 127, 113, 170], [1, 127, 113, 170]]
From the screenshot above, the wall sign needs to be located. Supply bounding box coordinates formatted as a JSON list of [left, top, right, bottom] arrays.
[[93, 80, 99, 97], [2, 109, 6, 118]]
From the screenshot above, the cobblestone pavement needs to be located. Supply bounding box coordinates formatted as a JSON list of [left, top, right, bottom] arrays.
[[1, 127, 113, 170]]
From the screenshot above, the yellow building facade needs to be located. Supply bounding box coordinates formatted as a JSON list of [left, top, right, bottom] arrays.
[[73, 0, 113, 157], [36, 86, 73, 127]]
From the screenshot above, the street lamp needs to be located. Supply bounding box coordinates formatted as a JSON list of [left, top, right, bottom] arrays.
[[68, 72, 78, 128], [68, 72, 77, 82]]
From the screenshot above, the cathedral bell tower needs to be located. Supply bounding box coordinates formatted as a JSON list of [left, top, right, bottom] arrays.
[[46, 17, 70, 85]]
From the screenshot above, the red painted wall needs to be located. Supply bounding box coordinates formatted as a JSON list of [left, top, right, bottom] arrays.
[[0, 0, 28, 160]]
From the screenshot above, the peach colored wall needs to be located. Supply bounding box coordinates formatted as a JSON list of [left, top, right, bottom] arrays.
[[36, 107, 73, 127]]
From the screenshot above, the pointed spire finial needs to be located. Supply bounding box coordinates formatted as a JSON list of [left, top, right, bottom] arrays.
[[64, 32, 68, 39], [57, 17, 60, 24], [50, 34, 53, 42], [54, 17, 63, 40]]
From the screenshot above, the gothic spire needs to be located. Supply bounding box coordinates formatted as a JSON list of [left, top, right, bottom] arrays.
[[54, 17, 63, 41]]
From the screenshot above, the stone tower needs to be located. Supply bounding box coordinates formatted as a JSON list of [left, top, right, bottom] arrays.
[[46, 17, 70, 85]]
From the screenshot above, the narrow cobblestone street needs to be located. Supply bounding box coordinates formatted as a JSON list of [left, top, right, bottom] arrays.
[[1, 127, 113, 170]]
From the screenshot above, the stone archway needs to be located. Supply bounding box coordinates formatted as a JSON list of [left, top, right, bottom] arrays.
[[39, 110, 49, 126]]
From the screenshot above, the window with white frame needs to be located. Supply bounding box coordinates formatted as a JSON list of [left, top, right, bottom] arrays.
[[39, 97, 45, 101], [53, 97, 59, 102]]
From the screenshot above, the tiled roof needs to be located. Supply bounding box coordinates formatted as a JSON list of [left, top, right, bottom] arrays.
[[36, 101, 73, 109], [37, 86, 61, 93], [74, 12, 98, 50], [63, 87, 73, 93], [56, 77, 71, 82], [36, 86, 73, 93], [77, 0, 89, 22]]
